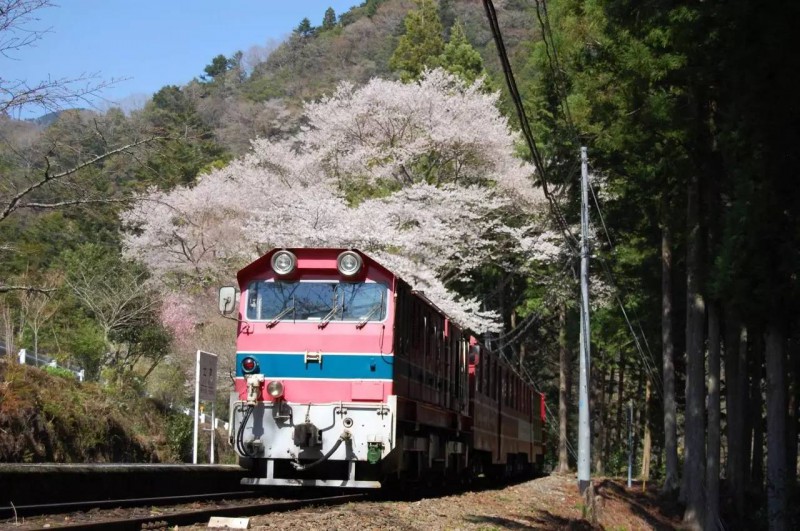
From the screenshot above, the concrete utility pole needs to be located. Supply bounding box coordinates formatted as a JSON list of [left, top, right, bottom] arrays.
[[578, 147, 592, 494], [628, 400, 634, 488]]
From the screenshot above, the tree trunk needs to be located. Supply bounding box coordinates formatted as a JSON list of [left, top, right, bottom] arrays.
[[751, 333, 764, 489], [640, 377, 652, 482], [765, 325, 787, 531], [682, 171, 705, 529], [632, 376, 643, 475], [724, 309, 747, 514], [557, 304, 570, 473], [741, 328, 753, 484], [786, 324, 799, 494], [604, 364, 615, 470], [661, 220, 679, 494], [705, 301, 720, 531], [1, 302, 14, 358], [616, 349, 626, 459], [593, 362, 606, 475]]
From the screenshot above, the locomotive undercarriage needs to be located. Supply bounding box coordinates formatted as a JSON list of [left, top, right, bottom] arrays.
[[230, 393, 540, 488], [230, 394, 395, 488], [390, 423, 534, 487]]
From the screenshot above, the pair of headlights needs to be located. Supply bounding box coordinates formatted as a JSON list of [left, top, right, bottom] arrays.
[[271, 250, 363, 277]]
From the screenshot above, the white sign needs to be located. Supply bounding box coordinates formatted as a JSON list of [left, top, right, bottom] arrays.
[[197, 350, 218, 401], [208, 517, 250, 529], [193, 350, 219, 464]]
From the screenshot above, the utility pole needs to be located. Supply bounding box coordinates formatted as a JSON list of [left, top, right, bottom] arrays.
[[578, 146, 592, 494], [628, 400, 634, 488]]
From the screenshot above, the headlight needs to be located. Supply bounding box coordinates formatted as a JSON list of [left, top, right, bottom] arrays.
[[337, 251, 363, 277], [271, 250, 297, 276], [241, 356, 259, 374], [267, 380, 284, 398]]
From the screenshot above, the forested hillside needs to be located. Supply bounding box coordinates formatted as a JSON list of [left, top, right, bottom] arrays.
[[2, 1, 798, 530]]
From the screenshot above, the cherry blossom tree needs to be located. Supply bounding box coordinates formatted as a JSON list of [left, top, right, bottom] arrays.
[[123, 70, 560, 332]]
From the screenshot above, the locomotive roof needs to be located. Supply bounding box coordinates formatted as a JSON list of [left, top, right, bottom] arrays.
[[236, 247, 397, 285], [236, 247, 480, 339]]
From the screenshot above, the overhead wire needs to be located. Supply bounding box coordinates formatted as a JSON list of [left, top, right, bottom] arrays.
[[530, 0, 665, 400], [587, 174, 664, 401], [482, 0, 579, 253], [483, 0, 665, 436], [534, 0, 579, 142]]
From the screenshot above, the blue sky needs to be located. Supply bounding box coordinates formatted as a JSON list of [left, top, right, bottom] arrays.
[[3, 1, 361, 117]]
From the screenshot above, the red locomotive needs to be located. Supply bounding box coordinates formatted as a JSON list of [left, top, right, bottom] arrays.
[[220, 248, 545, 487]]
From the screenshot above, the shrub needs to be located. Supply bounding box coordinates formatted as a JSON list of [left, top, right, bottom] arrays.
[[42, 365, 77, 380], [166, 412, 194, 462]]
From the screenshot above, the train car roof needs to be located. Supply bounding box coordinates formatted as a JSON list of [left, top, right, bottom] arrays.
[[410, 289, 449, 320]]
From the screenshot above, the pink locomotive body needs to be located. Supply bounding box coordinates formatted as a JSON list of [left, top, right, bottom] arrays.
[[224, 248, 545, 487]]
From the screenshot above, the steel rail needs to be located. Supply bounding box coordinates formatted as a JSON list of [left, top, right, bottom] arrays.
[[15, 493, 368, 530], [0, 490, 262, 518]]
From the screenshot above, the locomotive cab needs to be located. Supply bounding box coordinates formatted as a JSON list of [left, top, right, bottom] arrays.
[[226, 248, 396, 488]]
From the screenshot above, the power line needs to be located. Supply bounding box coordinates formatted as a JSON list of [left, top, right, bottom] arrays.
[[534, 0, 579, 142], [587, 176, 664, 401], [533, 0, 665, 401], [484, 0, 664, 449], [482, 0, 578, 252]]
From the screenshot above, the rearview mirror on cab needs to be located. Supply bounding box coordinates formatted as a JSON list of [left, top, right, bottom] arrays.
[[218, 286, 237, 315]]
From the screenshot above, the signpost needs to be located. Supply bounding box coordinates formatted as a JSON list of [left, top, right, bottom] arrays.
[[193, 350, 218, 464]]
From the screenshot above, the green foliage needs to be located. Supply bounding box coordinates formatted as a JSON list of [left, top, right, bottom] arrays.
[[59, 316, 106, 379], [341, 177, 401, 207], [59, 243, 171, 381], [145, 362, 188, 409], [136, 85, 229, 189], [295, 17, 314, 37], [439, 21, 486, 85], [321, 7, 337, 30], [202, 54, 233, 81], [241, 75, 286, 101], [364, 0, 382, 18], [166, 412, 194, 462], [42, 365, 76, 380], [390, 0, 445, 81], [0, 361, 170, 462]]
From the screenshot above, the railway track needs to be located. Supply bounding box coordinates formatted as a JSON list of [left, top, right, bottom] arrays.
[[0, 462, 536, 529], [0, 463, 250, 513], [0, 490, 261, 518], [4, 492, 369, 530]]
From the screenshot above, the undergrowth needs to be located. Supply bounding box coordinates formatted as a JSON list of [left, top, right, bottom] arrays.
[[0, 359, 173, 462]]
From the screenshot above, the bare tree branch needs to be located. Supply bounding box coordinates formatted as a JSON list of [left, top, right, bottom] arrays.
[[0, 0, 53, 58], [0, 74, 127, 115], [0, 285, 56, 294], [20, 197, 135, 210], [1, 1, 133, 117], [0, 135, 163, 223]]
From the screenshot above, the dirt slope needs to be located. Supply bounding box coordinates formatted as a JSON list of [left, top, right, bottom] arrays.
[[0, 359, 169, 463]]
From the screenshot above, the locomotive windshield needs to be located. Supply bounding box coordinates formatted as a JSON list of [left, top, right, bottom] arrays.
[[246, 280, 388, 323]]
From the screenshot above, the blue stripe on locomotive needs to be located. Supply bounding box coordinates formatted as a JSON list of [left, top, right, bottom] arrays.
[[235, 352, 394, 379]]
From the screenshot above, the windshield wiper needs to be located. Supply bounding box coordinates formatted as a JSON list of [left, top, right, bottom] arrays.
[[357, 293, 384, 328], [267, 304, 295, 327], [319, 287, 342, 328], [318, 304, 342, 328]]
